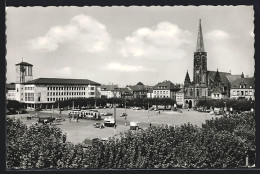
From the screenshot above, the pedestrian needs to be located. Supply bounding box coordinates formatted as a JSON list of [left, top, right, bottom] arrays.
[[149, 123, 152, 127], [63, 133, 67, 143]]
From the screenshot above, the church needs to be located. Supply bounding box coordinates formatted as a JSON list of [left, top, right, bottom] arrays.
[[183, 20, 243, 108]]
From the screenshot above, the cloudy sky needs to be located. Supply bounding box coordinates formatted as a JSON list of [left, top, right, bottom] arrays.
[[6, 6, 254, 86]]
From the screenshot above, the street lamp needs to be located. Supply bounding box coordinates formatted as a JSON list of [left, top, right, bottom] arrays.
[[125, 98, 127, 126]]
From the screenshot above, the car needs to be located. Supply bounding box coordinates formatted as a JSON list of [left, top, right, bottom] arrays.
[[120, 113, 128, 117], [94, 122, 101, 128]]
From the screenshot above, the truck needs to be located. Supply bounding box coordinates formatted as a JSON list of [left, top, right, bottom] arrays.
[[104, 116, 115, 127]]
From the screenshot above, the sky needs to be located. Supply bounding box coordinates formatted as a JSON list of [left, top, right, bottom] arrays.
[[6, 6, 254, 86]]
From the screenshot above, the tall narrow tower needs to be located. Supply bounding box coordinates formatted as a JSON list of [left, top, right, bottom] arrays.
[[193, 19, 207, 87], [16, 60, 33, 83]]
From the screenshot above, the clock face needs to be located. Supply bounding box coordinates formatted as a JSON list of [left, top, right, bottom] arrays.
[[196, 70, 199, 74]]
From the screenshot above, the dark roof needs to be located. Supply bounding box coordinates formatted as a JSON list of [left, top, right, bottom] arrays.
[[25, 78, 101, 85], [177, 88, 184, 93], [211, 86, 222, 94], [6, 83, 15, 90], [153, 80, 178, 91], [101, 85, 119, 91], [231, 77, 255, 89], [15, 62, 33, 66], [207, 71, 231, 85], [128, 85, 148, 91], [136, 82, 145, 86], [226, 75, 241, 84], [120, 87, 132, 93]]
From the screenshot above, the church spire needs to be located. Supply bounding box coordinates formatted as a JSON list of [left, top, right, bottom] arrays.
[[196, 19, 205, 52], [184, 70, 191, 87]]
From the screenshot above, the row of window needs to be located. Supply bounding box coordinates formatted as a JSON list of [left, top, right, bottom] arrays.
[[157, 86, 167, 89], [47, 92, 86, 96], [25, 87, 34, 90], [213, 94, 221, 98], [47, 97, 82, 102], [25, 93, 34, 101], [239, 83, 252, 89], [232, 90, 253, 96], [153, 90, 169, 94], [47, 86, 95, 91], [153, 95, 169, 98]]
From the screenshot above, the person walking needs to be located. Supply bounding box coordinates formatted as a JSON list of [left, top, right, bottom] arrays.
[[63, 133, 67, 143]]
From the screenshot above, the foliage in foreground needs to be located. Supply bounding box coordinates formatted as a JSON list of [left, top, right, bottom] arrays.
[[6, 112, 255, 169]]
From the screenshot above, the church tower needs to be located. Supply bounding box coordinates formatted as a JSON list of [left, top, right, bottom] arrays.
[[184, 70, 191, 87], [193, 19, 207, 87]]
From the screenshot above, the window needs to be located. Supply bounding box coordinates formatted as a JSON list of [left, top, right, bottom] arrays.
[[233, 91, 236, 96], [47, 98, 49, 101], [91, 92, 95, 95], [56, 92, 58, 95], [245, 91, 248, 95], [47, 92, 49, 96], [56, 87, 58, 90], [237, 91, 240, 95], [249, 91, 252, 95], [53, 92, 55, 96], [241, 91, 244, 96], [91, 87, 95, 90]]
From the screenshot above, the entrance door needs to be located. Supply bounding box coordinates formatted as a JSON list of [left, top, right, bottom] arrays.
[[188, 100, 192, 109]]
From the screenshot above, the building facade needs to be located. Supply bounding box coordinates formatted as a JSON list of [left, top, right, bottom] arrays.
[[183, 20, 248, 108], [152, 80, 179, 99], [101, 85, 121, 98], [7, 61, 101, 109], [230, 76, 255, 100]]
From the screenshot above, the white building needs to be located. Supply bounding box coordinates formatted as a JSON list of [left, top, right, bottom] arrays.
[[101, 85, 121, 98], [7, 61, 101, 109], [230, 77, 255, 100], [176, 89, 185, 107], [152, 80, 179, 99]]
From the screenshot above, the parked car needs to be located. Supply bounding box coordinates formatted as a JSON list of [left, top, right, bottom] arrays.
[[214, 108, 224, 115], [130, 122, 140, 130], [38, 115, 55, 124], [120, 113, 128, 117], [94, 122, 101, 128]]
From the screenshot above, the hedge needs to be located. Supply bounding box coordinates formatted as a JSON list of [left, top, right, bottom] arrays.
[[6, 112, 255, 169]]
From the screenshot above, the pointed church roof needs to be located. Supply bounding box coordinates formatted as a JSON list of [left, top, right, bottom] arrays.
[[185, 70, 191, 82], [241, 72, 244, 78], [196, 19, 205, 52], [214, 69, 221, 83]]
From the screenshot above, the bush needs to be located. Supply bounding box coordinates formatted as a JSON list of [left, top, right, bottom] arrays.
[[6, 112, 255, 169], [196, 99, 254, 111]]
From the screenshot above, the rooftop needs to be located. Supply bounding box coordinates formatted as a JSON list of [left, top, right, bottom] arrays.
[[231, 77, 254, 89], [15, 62, 33, 66], [25, 78, 101, 86]]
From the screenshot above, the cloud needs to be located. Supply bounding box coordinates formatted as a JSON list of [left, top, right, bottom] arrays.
[[206, 30, 230, 40], [28, 14, 111, 53], [106, 62, 156, 72], [53, 67, 72, 76], [120, 22, 192, 60]]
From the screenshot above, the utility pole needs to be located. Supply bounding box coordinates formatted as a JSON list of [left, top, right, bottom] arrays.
[[114, 105, 116, 135], [148, 101, 150, 123], [125, 98, 127, 126]]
